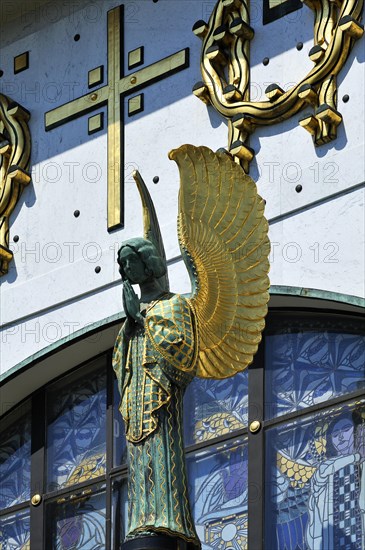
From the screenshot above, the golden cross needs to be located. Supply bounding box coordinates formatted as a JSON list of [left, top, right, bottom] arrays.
[[45, 5, 189, 231]]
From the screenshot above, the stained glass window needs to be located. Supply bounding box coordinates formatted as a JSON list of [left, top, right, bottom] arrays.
[[0, 402, 31, 510], [187, 438, 248, 549], [0, 312, 363, 548], [265, 398, 365, 550], [45, 486, 106, 549], [265, 322, 365, 419], [184, 372, 248, 446], [0, 509, 30, 550], [46, 359, 107, 491]]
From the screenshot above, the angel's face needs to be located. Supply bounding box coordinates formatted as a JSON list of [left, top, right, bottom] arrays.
[[331, 418, 354, 455], [119, 246, 150, 284]]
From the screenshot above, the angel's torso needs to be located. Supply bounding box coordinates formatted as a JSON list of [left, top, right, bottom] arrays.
[[120, 293, 197, 443]]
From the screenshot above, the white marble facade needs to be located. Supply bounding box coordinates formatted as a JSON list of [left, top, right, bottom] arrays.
[[0, 0, 364, 383]]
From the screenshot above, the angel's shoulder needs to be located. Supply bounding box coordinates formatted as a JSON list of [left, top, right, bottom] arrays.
[[149, 293, 191, 317], [167, 293, 190, 309], [160, 292, 189, 308]]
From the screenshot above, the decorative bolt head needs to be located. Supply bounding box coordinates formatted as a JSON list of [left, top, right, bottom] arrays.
[[249, 420, 261, 433], [90, 93, 98, 101], [130, 76, 137, 85], [31, 494, 42, 506]]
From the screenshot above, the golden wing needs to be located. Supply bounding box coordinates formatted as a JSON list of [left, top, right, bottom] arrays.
[[277, 452, 316, 488], [168, 145, 270, 379]]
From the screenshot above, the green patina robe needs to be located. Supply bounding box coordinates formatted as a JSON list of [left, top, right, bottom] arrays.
[[112, 293, 201, 548]]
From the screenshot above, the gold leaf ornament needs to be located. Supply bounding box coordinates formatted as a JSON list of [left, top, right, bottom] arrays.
[[169, 145, 270, 379], [277, 452, 316, 487], [194, 0, 364, 169], [0, 93, 31, 275]]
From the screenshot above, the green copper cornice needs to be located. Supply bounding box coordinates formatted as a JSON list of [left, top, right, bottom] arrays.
[[270, 286, 365, 308], [1, 286, 363, 388]]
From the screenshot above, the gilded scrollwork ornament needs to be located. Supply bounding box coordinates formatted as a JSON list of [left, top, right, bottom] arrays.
[[0, 93, 31, 275], [193, 0, 364, 171]]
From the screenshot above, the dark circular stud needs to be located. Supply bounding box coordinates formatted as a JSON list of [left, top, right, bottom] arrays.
[[153, 0, 159, 3], [74, 34, 80, 41], [153, 176, 159, 184], [95, 266, 101, 273], [0, 70, 4, 77], [13, 235, 19, 243], [73, 210, 80, 217], [295, 184, 303, 193], [263, 57, 269, 66], [296, 42, 303, 51], [342, 94, 350, 103]]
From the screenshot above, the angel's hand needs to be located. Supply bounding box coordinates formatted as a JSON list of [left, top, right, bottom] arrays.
[[122, 288, 134, 339], [123, 281, 144, 325]]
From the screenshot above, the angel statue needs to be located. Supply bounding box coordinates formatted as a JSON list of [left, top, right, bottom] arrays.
[[112, 145, 270, 549]]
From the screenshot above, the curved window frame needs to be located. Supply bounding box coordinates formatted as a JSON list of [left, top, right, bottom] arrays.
[[0, 308, 363, 549]]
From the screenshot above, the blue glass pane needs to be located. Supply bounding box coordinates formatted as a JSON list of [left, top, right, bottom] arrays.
[[187, 438, 248, 549], [0, 403, 31, 510], [265, 325, 365, 419], [0, 508, 30, 549], [113, 377, 127, 467], [47, 360, 107, 491], [184, 373, 248, 446], [265, 398, 365, 550], [46, 487, 106, 549]]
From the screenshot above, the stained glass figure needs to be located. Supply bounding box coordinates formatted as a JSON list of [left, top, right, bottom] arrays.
[[0, 508, 30, 549], [46, 488, 106, 549], [184, 373, 248, 446], [0, 403, 31, 510], [187, 438, 248, 549], [265, 399, 365, 550], [265, 325, 365, 418], [46, 360, 107, 491]]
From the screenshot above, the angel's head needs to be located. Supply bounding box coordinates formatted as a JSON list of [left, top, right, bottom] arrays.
[[326, 410, 362, 457], [117, 238, 167, 284]]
